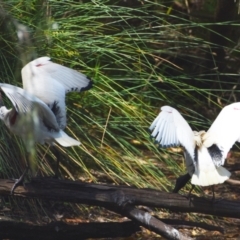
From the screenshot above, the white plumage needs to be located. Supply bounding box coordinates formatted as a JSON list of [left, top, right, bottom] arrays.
[[0, 83, 80, 150], [149, 104, 240, 187], [21, 56, 92, 129], [0, 57, 92, 192], [0, 57, 92, 148]]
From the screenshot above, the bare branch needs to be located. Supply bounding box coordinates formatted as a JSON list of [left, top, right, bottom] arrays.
[[0, 217, 140, 240], [119, 205, 194, 240], [1, 178, 238, 219], [0, 177, 238, 239], [226, 178, 240, 185]]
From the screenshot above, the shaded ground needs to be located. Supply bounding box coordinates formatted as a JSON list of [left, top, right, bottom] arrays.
[[0, 148, 239, 239]]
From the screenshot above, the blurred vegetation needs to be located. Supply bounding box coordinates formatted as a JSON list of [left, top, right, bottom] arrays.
[[0, 0, 240, 227]]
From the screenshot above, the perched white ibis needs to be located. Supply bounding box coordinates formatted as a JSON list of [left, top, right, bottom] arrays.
[[149, 104, 240, 192]]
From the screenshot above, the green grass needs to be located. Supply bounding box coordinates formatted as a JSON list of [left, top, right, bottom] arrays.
[[0, 1, 240, 222]]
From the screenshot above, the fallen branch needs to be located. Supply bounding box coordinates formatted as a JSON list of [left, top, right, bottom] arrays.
[[118, 205, 194, 240], [0, 177, 238, 239], [0, 178, 238, 219], [226, 178, 240, 185], [0, 217, 140, 240], [160, 219, 224, 233]]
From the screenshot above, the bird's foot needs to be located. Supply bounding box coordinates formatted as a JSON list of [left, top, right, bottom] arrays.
[[185, 185, 196, 206], [207, 185, 223, 204], [10, 168, 29, 195]]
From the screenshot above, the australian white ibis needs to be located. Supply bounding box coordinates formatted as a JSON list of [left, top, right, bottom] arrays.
[[0, 83, 80, 148], [149, 104, 240, 196], [21, 56, 92, 177], [21, 56, 92, 129], [0, 57, 92, 193], [0, 83, 83, 192]]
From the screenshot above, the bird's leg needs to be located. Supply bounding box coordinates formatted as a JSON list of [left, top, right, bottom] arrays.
[[210, 185, 222, 203], [211, 185, 215, 202], [186, 184, 195, 206], [188, 184, 195, 198], [10, 166, 29, 195], [11, 149, 36, 195]]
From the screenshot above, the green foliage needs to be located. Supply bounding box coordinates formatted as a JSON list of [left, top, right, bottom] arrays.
[[1, 0, 240, 196]]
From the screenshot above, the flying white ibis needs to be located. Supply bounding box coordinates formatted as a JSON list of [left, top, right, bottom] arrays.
[[21, 56, 92, 175], [0, 83, 80, 148], [149, 104, 240, 193], [0, 83, 82, 192], [21, 56, 92, 129], [0, 57, 92, 193]]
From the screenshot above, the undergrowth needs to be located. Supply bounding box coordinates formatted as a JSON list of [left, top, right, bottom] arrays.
[[0, 0, 240, 228]]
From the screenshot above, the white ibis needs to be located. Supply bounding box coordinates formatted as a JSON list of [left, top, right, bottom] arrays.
[[0, 83, 82, 192], [0, 57, 92, 193], [149, 104, 240, 195], [21, 56, 92, 177], [21, 56, 92, 129], [0, 83, 80, 148]]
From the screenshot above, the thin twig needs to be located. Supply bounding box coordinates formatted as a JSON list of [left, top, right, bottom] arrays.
[[101, 107, 112, 148], [226, 178, 240, 185]]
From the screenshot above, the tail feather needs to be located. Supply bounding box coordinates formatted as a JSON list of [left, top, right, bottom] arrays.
[[54, 130, 80, 147], [191, 147, 230, 186]]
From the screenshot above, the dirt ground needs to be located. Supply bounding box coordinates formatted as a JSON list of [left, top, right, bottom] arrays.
[[1, 149, 240, 240]]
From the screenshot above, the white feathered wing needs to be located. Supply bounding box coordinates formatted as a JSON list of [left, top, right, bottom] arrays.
[[204, 102, 240, 163], [149, 106, 196, 176], [149, 105, 231, 186], [150, 106, 195, 159], [192, 102, 240, 186], [21, 56, 92, 129], [0, 83, 80, 149]]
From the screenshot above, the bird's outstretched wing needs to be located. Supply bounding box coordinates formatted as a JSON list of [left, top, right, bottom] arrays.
[[205, 102, 240, 166], [149, 106, 195, 160], [0, 83, 59, 131], [21, 56, 93, 94]]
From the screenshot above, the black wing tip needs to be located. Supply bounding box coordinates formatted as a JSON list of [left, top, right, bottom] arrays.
[[81, 77, 93, 92], [149, 132, 179, 149], [150, 137, 178, 149], [161, 143, 179, 148]]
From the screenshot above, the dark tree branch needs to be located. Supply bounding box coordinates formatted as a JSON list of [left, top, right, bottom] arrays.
[[117, 205, 194, 240], [160, 219, 224, 233], [227, 163, 240, 172], [0, 177, 238, 239], [0, 217, 140, 240], [226, 178, 240, 185], [1, 177, 238, 219]]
